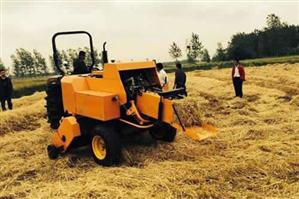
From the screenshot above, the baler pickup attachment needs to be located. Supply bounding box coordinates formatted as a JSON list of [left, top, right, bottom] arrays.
[[184, 123, 218, 141], [172, 104, 218, 141], [172, 123, 218, 141]]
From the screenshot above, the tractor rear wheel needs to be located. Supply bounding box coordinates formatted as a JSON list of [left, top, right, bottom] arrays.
[[90, 125, 121, 166], [45, 78, 64, 129], [150, 123, 177, 142]]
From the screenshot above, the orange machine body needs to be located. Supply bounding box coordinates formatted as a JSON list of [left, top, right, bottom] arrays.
[[53, 61, 176, 150], [60, 61, 173, 122], [52, 116, 81, 151]]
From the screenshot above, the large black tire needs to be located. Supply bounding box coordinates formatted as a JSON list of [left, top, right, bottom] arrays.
[[150, 123, 177, 142], [45, 78, 64, 129], [90, 125, 121, 166]]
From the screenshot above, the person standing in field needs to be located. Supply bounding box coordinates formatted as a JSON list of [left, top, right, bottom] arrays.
[[73, 51, 90, 74], [0, 68, 13, 111], [173, 62, 187, 96], [156, 63, 169, 91], [232, 59, 246, 98]]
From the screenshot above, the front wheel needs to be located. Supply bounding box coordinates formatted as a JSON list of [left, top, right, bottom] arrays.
[[90, 125, 121, 166]]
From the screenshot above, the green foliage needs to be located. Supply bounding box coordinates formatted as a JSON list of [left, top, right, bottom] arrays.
[[212, 43, 226, 61], [49, 47, 102, 74], [0, 58, 4, 70], [186, 33, 204, 63], [169, 42, 182, 60], [225, 14, 299, 60], [201, 49, 210, 62], [266, 13, 283, 29], [11, 49, 48, 77], [33, 50, 48, 75]]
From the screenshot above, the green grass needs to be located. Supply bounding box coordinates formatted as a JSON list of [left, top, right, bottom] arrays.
[[12, 77, 48, 98], [163, 55, 299, 72]]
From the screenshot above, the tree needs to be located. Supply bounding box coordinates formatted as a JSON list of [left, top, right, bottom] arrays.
[[33, 49, 48, 75], [212, 43, 226, 61], [49, 55, 57, 74], [11, 48, 35, 77], [266, 13, 282, 29], [201, 49, 210, 62], [186, 33, 204, 63], [0, 58, 4, 70], [224, 14, 299, 60], [169, 42, 182, 60], [49, 47, 102, 74], [11, 49, 48, 77], [82, 47, 101, 67]]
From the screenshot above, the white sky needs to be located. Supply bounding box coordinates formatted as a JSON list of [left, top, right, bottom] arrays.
[[0, 0, 299, 67]]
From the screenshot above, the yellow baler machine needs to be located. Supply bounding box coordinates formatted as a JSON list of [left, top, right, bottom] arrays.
[[46, 31, 187, 166]]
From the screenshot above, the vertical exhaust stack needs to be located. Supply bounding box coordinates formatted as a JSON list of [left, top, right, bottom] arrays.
[[102, 42, 108, 64]]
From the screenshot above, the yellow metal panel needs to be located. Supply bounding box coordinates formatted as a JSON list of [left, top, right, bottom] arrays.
[[104, 61, 156, 71], [86, 77, 127, 105], [102, 64, 120, 79], [61, 76, 88, 114], [61, 82, 76, 113], [53, 116, 81, 151], [136, 92, 174, 124], [75, 90, 120, 121], [161, 99, 174, 124], [137, 92, 160, 119]]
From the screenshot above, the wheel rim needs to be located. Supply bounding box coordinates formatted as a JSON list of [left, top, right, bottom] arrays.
[[92, 135, 107, 160]]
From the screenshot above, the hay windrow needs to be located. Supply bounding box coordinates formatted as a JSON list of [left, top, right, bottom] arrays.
[[0, 93, 45, 135], [0, 64, 299, 198], [174, 98, 203, 127]]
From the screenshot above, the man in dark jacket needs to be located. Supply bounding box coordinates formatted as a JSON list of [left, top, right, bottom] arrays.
[[0, 68, 13, 111], [73, 51, 90, 74], [173, 62, 187, 96], [232, 59, 246, 98]]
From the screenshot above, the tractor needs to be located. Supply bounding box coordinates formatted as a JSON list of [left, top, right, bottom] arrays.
[[46, 31, 187, 166]]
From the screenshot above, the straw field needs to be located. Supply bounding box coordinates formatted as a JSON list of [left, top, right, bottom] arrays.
[[0, 63, 298, 198]]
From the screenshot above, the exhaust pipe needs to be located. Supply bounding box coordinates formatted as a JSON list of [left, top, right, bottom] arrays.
[[102, 42, 108, 64]]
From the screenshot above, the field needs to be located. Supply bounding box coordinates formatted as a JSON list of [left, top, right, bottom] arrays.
[[12, 77, 47, 98], [0, 63, 299, 198], [164, 55, 299, 72]]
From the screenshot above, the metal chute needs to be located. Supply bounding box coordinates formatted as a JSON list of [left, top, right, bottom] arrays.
[[172, 104, 218, 141]]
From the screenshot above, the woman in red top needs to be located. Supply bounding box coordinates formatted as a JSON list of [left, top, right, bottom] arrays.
[[231, 59, 245, 98]]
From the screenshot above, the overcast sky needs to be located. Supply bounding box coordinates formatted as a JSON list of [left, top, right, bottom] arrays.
[[1, 0, 299, 67]]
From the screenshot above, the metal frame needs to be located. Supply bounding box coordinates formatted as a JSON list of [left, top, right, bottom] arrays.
[[52, 31, 95, 75]]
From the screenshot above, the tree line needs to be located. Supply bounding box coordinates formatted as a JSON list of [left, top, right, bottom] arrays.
[[49, 47, 101, 74], [169, 14, 299, 62], [0, 47, 102, 77]]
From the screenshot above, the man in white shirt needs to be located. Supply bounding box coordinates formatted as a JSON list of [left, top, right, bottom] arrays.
[[156, 63, 169, 91]]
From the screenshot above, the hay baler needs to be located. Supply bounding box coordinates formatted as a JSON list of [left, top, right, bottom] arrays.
[[46, 31, 186, 166]]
